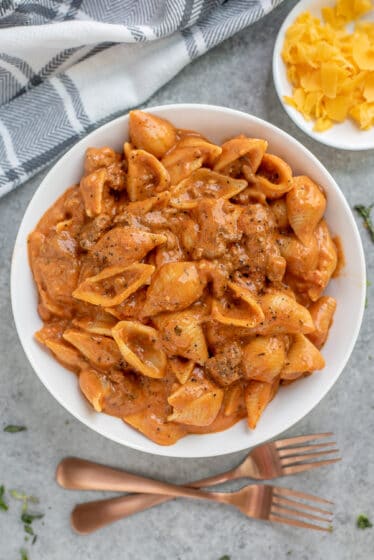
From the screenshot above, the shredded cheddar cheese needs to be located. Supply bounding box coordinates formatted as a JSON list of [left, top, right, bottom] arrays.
[[282, 0, 374, 131]]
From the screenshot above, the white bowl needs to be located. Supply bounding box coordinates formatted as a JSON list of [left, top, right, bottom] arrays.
[[11, 104, 366, 458], [273, 0, 374, 150]]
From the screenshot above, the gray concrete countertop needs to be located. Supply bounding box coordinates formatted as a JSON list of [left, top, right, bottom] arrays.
[[1, 1, 373, 558]]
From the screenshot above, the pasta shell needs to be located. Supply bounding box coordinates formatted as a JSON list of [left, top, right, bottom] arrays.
[[196, 260, 229, 298], [307, 296, 337, 349], [105, 288, 147, 320], [270, 376, 280, 401], [88, 226, 166, 268], [28, 230, 79, 317], [213, 136, 268, 173], [55, 218, 73, 233], [170, 168, 247, 209], [129, 110, 177, 158], [123, 141, 133, 160], [163, 148, 204, 185], [242, 336, 286, 382], [204, 321, 253, 354], [154, 308, 209, 364], [124, 408, 186, 445], [34, 321, 65, 342], [277, 234, 319, 277], [162, 138, 222, 185], [223, 383, 245, 417], [63, 328, 122, 371], [308, 220, 338, 301], [80, 168, 107, 217], [212, 281, 265, 328], [167, 375, 210, 408], [167, 377, 223, 426], [142, 262, 205, 316], [125, 191, 170, 216], [168, 357, 195, 384], [286, 176, 326, 244], [176, 136, 222, 164], [258, 292, 315, 335], [126, 149, 170, 201], [168, 392, 223, 426], [79, 368, 111, 412], [72, 263, 155, 307], [112, 321, 167, 379], [71, 316, 118, 337], [244, 380, 273, 429], [35, 325, 87, 372], [44, 339, 87, 371], [281, 334, 325, 380], [37, 288, 71, 319], [256, 154, 293, 199]]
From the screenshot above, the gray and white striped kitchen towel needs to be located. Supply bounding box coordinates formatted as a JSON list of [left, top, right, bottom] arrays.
[[0, 0, 283, 197]]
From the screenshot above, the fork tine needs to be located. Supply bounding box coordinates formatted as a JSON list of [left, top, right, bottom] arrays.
[[282, 458, 341, 476], [273, 495, 332, 516], [271, 505, 332, 524], [280, 449, 339, 466], [269, 514, 332, 532], [273, 486, 333, 505], [275, 432, 334, 449], [278, 442, 337, 457]]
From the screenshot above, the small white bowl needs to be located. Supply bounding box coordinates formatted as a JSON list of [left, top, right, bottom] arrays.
[[11, 104, 366, 458], [273, 0, 374, 150]]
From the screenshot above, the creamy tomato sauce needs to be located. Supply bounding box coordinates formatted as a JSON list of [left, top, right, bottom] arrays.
[[28, 111, 339, 445]]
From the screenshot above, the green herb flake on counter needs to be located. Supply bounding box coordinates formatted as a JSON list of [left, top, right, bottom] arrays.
[[11, 490, 39, 511], [10, 488, 44, 545], [357, 514, 372, 529], [24, 524, 34, 536], [354, 204, 374, 242], [21, 512, 44, 524], [0, 485, 8, 511], [24, 524, 37, 545], [4, 425, 27, 433]]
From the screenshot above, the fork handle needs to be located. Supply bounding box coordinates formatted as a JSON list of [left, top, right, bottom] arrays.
[[69, 466, 239, 534], [56, 457, 231, 502], [72, 487, 232, 534], [72, 494, 174, 534]]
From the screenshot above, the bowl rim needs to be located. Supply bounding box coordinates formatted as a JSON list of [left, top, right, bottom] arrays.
[[11, 103, 366, 457], [272, 0, 374, 151]]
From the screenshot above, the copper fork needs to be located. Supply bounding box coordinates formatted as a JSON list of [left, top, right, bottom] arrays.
[[56, 432, 339, 534], [58, 461, 333, 534]]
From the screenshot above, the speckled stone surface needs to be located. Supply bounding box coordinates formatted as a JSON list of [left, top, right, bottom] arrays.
[[1, 1, 373, 558]]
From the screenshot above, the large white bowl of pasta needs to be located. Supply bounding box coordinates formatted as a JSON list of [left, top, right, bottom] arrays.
[[11, 104, 365, 458]]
